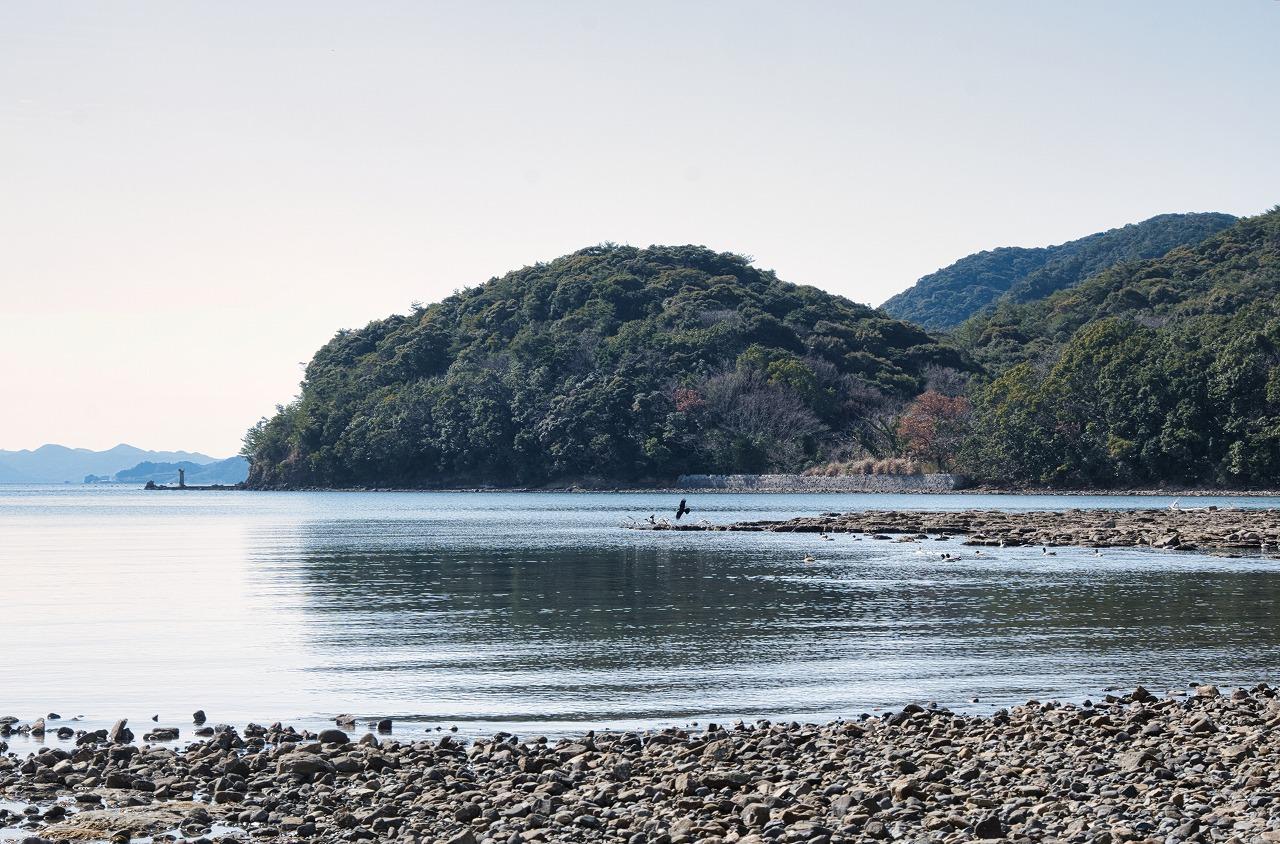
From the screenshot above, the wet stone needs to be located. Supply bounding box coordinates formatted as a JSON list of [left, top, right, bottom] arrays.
[[3, 684, 1280, 842]]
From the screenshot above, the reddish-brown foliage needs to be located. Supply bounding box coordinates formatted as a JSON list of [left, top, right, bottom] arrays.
[[896, 391, 972, 471], [674, 387, 706, 413]]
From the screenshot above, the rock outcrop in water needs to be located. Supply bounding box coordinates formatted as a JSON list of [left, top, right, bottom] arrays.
[[4, 685, 1280, 842], [655, 507, 1280, 554]]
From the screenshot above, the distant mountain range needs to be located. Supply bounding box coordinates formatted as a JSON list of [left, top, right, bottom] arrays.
[[880, 212, 1238, 330], [87, 456, 250, 486], [0, 444, 222, 484]]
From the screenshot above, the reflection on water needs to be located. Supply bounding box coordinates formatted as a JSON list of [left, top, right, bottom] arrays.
[[3, 486, 1280, 741]]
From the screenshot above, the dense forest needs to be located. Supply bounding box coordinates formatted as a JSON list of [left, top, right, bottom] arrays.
[[960, 208, 1280, 487], [246, 209, 1280, 490], [245, 245, 966, 488], [880, 212, 1236, 330]]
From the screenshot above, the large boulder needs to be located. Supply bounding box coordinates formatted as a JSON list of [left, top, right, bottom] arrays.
[[108, 719, 133, 743], [317, 728, 349, 745], [276, 752, 336, 780]]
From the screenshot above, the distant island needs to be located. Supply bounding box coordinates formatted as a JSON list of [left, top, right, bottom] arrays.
[[0, 444, 222, 485], [85, 456, 249, 486], [243, 244, 966, 488], [244, 207, 1280, 491]]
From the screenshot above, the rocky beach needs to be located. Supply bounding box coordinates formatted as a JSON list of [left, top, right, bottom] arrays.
[[11, 492, 1280, 844], [657, 507, 1280, 555], [4, 684, 1280, 844]]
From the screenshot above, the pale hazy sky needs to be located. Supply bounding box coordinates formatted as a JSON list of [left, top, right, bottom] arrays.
[[3, 1, 1278, 456]]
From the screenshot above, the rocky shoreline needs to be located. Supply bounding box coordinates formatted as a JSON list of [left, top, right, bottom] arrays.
[[653, 507, 1280, 554], [4, 684, 1280, 843]]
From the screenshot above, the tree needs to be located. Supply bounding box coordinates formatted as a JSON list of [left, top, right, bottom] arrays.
[[244, 243, 968, 487], [897, 391, 971, 471]]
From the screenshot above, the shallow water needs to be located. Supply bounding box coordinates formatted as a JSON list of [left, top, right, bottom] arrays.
[[3, 485, 1280, 746]]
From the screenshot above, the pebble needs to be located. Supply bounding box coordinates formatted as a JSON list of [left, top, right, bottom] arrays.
[[4, 685, 1280, 842]]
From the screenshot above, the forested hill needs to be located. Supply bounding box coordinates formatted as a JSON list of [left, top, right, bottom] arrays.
[[244, 245, 967, 488], [963, 208, 1280, 487], [881, 212, 1236, 330]]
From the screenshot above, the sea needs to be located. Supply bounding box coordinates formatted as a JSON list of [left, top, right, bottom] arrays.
[[3, 485, 1279, 747]]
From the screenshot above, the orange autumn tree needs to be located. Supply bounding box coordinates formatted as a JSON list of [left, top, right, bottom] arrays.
[[896, 390, 972, 471]]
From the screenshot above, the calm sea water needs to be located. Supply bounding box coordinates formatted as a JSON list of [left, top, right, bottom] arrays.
[[3, 485, 1280, 745]]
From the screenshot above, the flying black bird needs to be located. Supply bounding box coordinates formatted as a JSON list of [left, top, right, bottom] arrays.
[[675, 498, 691, 520]]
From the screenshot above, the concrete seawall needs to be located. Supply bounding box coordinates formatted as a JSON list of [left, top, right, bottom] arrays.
[[676, 473, 967, 493]]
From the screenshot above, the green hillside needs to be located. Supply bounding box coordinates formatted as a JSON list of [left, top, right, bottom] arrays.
[[881, 213, 1236, 330], [245, 245, 967, 488], [961, 208, 1280, 487], [881, 246, 1051, 331]]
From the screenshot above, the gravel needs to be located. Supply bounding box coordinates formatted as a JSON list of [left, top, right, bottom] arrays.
[[4, 684, 1280, 842]]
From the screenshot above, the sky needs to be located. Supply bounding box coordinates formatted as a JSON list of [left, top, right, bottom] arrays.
[[2, 1, 1278, 456]]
